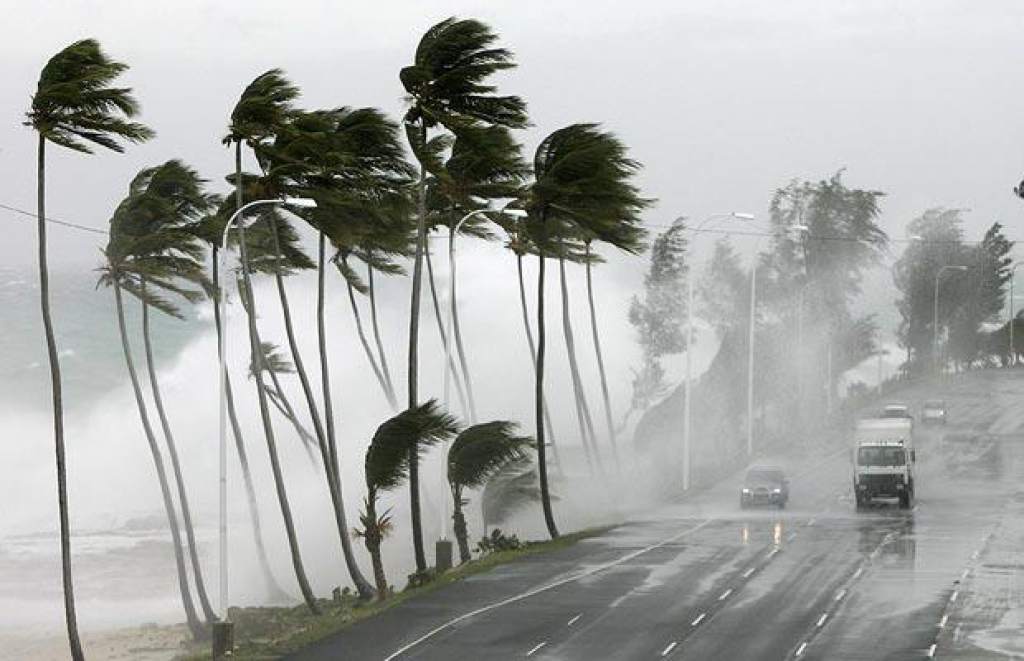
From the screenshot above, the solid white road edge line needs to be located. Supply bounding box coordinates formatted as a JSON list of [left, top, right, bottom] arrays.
[[383, 519, 715, 660]]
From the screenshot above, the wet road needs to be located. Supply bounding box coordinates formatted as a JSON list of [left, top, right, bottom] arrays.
[[292, 370, 1024, 660]]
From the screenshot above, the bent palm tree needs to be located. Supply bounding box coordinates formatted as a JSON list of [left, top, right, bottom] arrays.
[[482, 459, 542, 536], [401, 17, 528, 571], [523, 124, 650, 539], [98, 168, 210, 639], [225, 70, 320, 611], [356, 401, 458, 599], [26, 38, 153, 659], [447, 421, 532, 563]]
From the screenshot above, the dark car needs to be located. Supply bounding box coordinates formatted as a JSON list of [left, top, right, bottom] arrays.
[[740, 466, 789, 509]]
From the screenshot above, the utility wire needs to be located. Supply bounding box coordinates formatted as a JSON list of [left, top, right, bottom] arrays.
[[0, 202, 106, 235]]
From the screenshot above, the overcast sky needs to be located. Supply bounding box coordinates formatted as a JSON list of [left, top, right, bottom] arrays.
[[2, 0, 1023, 271]]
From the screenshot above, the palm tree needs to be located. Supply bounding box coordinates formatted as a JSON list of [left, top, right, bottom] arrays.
[[192, 212, 289, 602], [447, 421, 532, 563], [131, 162, 220, 623], [499, 222, 561, 470], [337, 251, 398, 409], [265, 106, 415, 600], [523, 124, 650, 539], [247, 340, 318, 466], [26, 38, 154, 659], [356, 401, 458, 599], [98, 166, 211, 639], [400, 17, 528, 571], [225, 70, 320, 613]]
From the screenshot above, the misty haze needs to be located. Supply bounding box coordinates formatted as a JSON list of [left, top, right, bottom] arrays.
[[2, 2, 1024, 660]]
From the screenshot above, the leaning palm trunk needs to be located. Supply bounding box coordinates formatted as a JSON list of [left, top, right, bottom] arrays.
[[345, 275, 397, 409], [557, 251, 603, 473], [406, 133, 428, 573], [584, 244, 619, 467], [236, 144, 319, 614], [515, 254, 561, 471], [439, 233, 478, 422], [211, 249, 287, 601], [113, 282, 205, 639], [141, 292, 217, 623], [367, 263, 398, 405], [317, 233, 376, 600], [262, 369, 319, 466], [424, 248, 471, 417], [534, 232, 559, 539], [451, 487, 471, 564], [36, 137, 84, 661]]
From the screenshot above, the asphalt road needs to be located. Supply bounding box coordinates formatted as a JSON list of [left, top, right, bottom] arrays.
[[291, 370, 1024, 661]]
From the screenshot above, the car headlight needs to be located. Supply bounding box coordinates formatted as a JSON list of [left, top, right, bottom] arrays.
[[772, 488, 782, 493], [742, 488, 751, 493]]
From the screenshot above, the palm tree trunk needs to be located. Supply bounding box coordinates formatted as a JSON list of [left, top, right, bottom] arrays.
[[584, 244, 619, 467], [451, 487, 471, 564], [114, 282, 205, 639], [363, 494, 388, 600], [424, 248, 471, 417], [558, 250, 603, 473], [447, 230, 478, 423], [211, 248, 288, 602], [263, 368, 319, 466], [141, 291, 217, 623], [535, 221, 559, 539], [345, 270, 396, 409], [318, 233, 376, 600], [515, 254, 562, 472], [367, 263, 398, 407], [407, 121, 428, 573], [36, 136, 84, 661], [236, 144, 319, 614]]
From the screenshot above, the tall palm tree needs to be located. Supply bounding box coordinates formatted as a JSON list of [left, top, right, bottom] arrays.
[[447, 421, 532, 563], [356, 401, 458, 599], [192, 212, 289, 602], [225, 70, 320, 613], [337, 251, 398, 408], [400, 17, 528, 571], [98, 167, 211, 639], [523, 124, 650, 539], [26, 38, 153, 659], [247, 340, 318, 467], [131, 162, 220, 623]]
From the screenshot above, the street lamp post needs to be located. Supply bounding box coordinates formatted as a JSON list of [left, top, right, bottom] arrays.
[[683, 212, 754, 490], [932, 265, 968, 374], [217, 196, 315, 620], [437, 205, 526, 566], [1009, 262, 1022, 366]]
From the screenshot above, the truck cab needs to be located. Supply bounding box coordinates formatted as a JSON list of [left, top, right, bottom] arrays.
[[853, 418, 915, 509]]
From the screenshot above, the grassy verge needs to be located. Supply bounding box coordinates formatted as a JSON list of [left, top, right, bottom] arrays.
[[180, 526, 611, 660]]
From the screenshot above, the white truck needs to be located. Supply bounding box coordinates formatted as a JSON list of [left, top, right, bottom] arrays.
[[853, 417, 916, 509]]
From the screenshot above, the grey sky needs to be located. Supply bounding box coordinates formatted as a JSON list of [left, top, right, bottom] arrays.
[[1, 0, 1023, 271]]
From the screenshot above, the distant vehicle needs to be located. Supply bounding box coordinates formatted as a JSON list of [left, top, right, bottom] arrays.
[[921, 399, 947, 426], [853, 418, 915, 509], [740, 466, 789, 509], [880, 403, 913, 419]]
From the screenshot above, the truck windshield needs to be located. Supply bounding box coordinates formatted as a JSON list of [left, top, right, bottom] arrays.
[[858, 447, 907, 466]]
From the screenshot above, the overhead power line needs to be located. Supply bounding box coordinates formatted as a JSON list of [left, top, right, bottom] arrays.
[[0, 202, 106, 235]]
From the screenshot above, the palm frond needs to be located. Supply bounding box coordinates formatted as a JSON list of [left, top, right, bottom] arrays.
[[448, 420, 533, 489], [365, 400, 459, 493]]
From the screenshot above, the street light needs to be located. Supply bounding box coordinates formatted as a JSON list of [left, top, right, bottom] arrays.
[[932, 265, 968, 374], [683, 211, 753, 491], [436, 204, 527, 566], [1009, 262, 1022, 366], [217, 196, 315, 618]]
